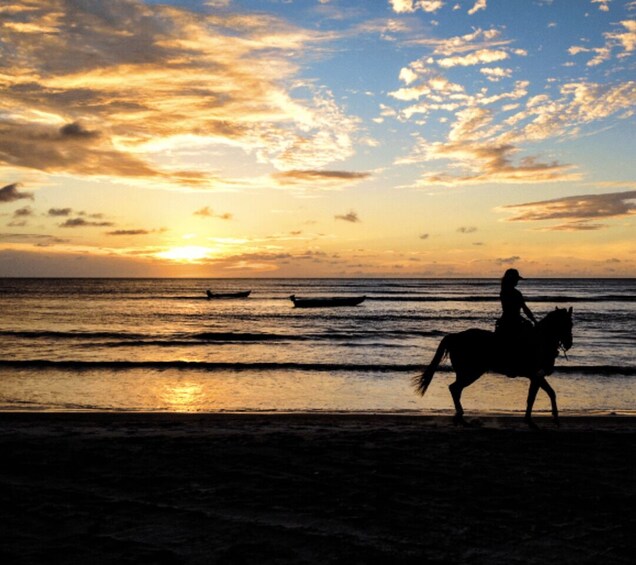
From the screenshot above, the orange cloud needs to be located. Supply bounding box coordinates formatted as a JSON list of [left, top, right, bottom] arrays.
[[500, 190, 636, 229], [272, 169, 371, 191], [0, 0, 360, 187], [417, 141, 579, 186]]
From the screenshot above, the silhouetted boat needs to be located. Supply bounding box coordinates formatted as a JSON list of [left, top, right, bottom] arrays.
[[206, 290, 251, 299], [290, 294, 365, 308]]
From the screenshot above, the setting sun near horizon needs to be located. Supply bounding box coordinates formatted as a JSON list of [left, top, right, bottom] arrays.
[[0, 0, 634, 278]]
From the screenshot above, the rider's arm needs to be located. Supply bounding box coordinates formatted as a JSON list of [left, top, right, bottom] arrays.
[[522, 300, 536, 324]]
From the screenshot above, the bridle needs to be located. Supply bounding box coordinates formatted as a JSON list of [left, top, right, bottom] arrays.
[[559, 343, 569, 361], [541, 310, 572, 361]]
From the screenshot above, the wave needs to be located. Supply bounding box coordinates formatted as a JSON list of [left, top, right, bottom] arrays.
[[93, 340, 406, 349], [0, 359, 633, 376], [0, 329, 446, 343], [89, 292, 635, 303], [122, 289, 636, 302], [0, 330, 148, 340], [367, 295, 636, 303], [0, 330, 304, 341]]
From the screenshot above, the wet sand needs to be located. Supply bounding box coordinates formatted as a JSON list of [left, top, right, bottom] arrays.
[[0, 412, 634, 564]]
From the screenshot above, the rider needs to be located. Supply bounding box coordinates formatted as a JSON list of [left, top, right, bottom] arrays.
[[496, 268, 537, 374], [499, 268, 536, 329]]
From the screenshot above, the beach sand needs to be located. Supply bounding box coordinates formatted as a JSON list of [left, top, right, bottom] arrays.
[[1, 413, 634, 564]]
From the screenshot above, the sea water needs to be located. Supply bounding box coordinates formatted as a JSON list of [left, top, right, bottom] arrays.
[[0, 278, 634, 414]]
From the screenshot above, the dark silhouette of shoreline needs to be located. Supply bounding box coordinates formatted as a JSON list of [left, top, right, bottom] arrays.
[[0, 413, 633, 564]]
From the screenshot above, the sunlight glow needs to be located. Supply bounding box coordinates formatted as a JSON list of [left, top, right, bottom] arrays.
[[0, 0, 634, 277], [162, 382, 204, 412], [156, 246, 211, 262]]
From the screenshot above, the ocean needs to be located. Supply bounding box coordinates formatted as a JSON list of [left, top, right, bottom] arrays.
[[0, 278, 634, 415]]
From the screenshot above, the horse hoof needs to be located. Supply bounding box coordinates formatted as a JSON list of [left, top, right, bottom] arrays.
[[524, 417, 539, 430], [453, 414, 468, 427], [553, 417, 561, 428]]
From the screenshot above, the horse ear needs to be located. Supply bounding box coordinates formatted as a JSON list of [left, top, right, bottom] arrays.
[[568, 307, 573, 314]]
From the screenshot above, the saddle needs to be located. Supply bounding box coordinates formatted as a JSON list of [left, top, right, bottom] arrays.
[[494, 317, 539, 377]]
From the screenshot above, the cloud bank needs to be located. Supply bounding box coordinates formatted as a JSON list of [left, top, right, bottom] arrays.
[[0, 0, 361, 188], [501, 190, 636, 230]]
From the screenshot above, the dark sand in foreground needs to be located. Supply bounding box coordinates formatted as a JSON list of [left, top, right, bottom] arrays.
[[1, 413, 634, 564]]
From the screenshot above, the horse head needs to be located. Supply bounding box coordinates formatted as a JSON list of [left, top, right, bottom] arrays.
[[540, 307, 573, 351]]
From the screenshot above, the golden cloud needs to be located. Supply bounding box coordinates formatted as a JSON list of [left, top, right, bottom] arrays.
[[569, 20, 636, 66], [418, 141, 579, 185], [396, 76, 633, 185], [500, 190, 636, 227], [437, 49, 509, 68], [272, 169, 371, 190], [0, 0, 359, 186], [480, 67, 512, 82], [389, 0, 444, 14], [468, 0, 487, 16], [408, 28, 509, 55]]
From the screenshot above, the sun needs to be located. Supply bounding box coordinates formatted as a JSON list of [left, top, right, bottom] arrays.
[[156, 246, 211, 262]]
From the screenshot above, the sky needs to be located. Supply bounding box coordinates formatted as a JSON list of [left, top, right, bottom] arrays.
[[0, 0, 635, 278]]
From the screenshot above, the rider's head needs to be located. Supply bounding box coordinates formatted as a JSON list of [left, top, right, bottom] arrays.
[[502, 268, 524, 288]]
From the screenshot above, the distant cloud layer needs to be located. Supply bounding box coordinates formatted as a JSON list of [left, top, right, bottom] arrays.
[[501, 190, 636, 230], [194, 207, 233, 220], [12, 206, 33, 218], [48, 208, 72, 217], [105, 229, 150, 236], [335, 211, 360, 223], [60, 218, 115, 228], [496, 255, 521, 265], [0, 183, 33, 203], [271, 170, 371, 192]]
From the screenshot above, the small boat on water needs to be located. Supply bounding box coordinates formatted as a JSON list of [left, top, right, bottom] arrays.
[[290, 294, 366, 308], [206, 290, 251, 299]]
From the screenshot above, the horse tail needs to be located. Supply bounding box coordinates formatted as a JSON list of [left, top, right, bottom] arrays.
[[413, 335, 451, 396]]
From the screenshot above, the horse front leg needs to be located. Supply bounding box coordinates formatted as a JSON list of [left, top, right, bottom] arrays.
[[539, 377, 559, 427], [524, 378, 540, 429]]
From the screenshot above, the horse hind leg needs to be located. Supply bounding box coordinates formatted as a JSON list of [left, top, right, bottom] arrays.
[[450, 371, 483, 427], [449, 380, 465, 426]]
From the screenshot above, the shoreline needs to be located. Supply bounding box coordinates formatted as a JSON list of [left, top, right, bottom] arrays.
[[1, 409, 635, 421], [1, 412, 634, 563]]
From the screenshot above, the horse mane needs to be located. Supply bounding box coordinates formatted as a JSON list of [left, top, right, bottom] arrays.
[[535, 307, 573, 365], [536, 307, 571, 331]]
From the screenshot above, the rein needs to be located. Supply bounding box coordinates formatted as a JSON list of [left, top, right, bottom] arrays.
[[538, 311, 571, 362], [559, 344, 569, 361]]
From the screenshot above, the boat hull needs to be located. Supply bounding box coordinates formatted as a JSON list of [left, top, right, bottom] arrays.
[[206, 290, 251, 299], [290, 295, 365, 308]]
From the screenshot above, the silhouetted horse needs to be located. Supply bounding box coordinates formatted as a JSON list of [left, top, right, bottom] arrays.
[[414, 307, 573, 428]]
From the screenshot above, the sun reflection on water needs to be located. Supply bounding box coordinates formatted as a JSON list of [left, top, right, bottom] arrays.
[[163, 381, 204, 412]]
